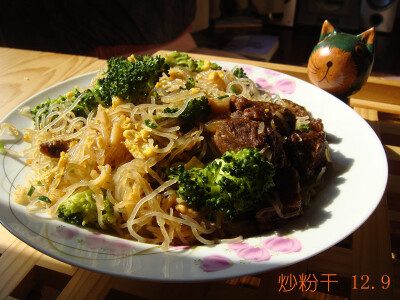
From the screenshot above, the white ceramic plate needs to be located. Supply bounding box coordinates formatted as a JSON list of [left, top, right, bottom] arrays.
[[0, 61, 388, 281]]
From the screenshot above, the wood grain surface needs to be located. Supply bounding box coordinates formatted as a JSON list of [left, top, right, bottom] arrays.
[[0, 47, 105, 120], [0, 47, 399, 300]]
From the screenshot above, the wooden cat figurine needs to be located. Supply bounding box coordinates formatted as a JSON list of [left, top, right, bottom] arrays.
[[308, 20, 375, 100]]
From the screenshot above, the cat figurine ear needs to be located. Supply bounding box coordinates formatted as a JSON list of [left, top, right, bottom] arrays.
[[308, 20, 375, 101]]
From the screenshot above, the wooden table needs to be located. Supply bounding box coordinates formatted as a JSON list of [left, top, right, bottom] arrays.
[[0, 47, 399, 300]]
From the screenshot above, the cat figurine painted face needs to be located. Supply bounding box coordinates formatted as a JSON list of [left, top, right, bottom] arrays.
[[308, 20, 375, 99]]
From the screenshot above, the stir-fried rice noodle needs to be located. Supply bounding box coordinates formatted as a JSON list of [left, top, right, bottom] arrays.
[[8, 65, 325, 249]]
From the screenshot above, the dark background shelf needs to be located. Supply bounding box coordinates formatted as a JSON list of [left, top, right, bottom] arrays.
[[192, 4, 400, 77]]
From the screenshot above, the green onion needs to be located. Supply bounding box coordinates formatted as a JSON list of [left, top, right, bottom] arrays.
[[230, 86, 238, 95], [27, 185, 35, 196], [144, 119, 158, 129], [37, 181, 43, 186], [0, 142, 5, 155], [38, 195, 52, 204], [299, 124, 310, 131], [217, 95, 229, 99]]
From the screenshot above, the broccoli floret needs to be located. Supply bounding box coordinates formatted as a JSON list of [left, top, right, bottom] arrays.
[[31, 55, 169, 120], [178, 95, 211, 121], [232, 67, 248, 78], [165, 51, 222, 72], [30, 91, 72, 121], [95, 55, 169, 105], [57, 189, 117, 229], [185, 77, 196, 90], [72, 89, 103, 117], [168, 148, 275, 221], [31, 96, 64, 116], [31, 88, 104, 121], [162, 107, 179, 114], [163, 95, 211, 122]]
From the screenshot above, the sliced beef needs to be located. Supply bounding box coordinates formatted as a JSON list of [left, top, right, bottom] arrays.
[[308, 117, 324, 132], [264, 127, 289, 168], [286, 130, 327, 184], [230, 96, 296, 136], [212, 114, 289, 168], [208, 95, 328, 229], [280, 98, 324, 132], [213, 96, 327, 183], [212, 116, 267, 153], [230, 96, 253, 111], [280, 98, 309, 117]]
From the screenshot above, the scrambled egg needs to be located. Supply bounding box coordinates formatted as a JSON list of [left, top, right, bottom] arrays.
[[127, 54, 135, 63], [202, 60, 211, 71], [111, 96, 124, 108], [39, 152, 70, 189], [168, 68, 186, 81], [57, 152, 70, 168], [123, 127, 158, 159], [155, 67, 189, 92], [65, 90, 75, 98], [189, 88, 200, 95], [207, 71, 226, 90]]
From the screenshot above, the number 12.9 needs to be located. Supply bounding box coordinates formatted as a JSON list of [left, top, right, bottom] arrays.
[[352, 275, 390, 290]]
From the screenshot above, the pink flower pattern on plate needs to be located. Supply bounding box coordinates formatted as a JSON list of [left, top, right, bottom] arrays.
[[242, 65, 254, 76], [255, 78, 296, 95], [274, 79, 296, 94], [51, 226, 79, 239], [262, 236, 302, 253], [198, 236, 302, 272], [264, 69, 281, 76], [85, 233, 107, 250], [200, 255, 233, 272], [170, 245, 191, 252], [255, 78, 274, 90], [228, 242, 271, 262]]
